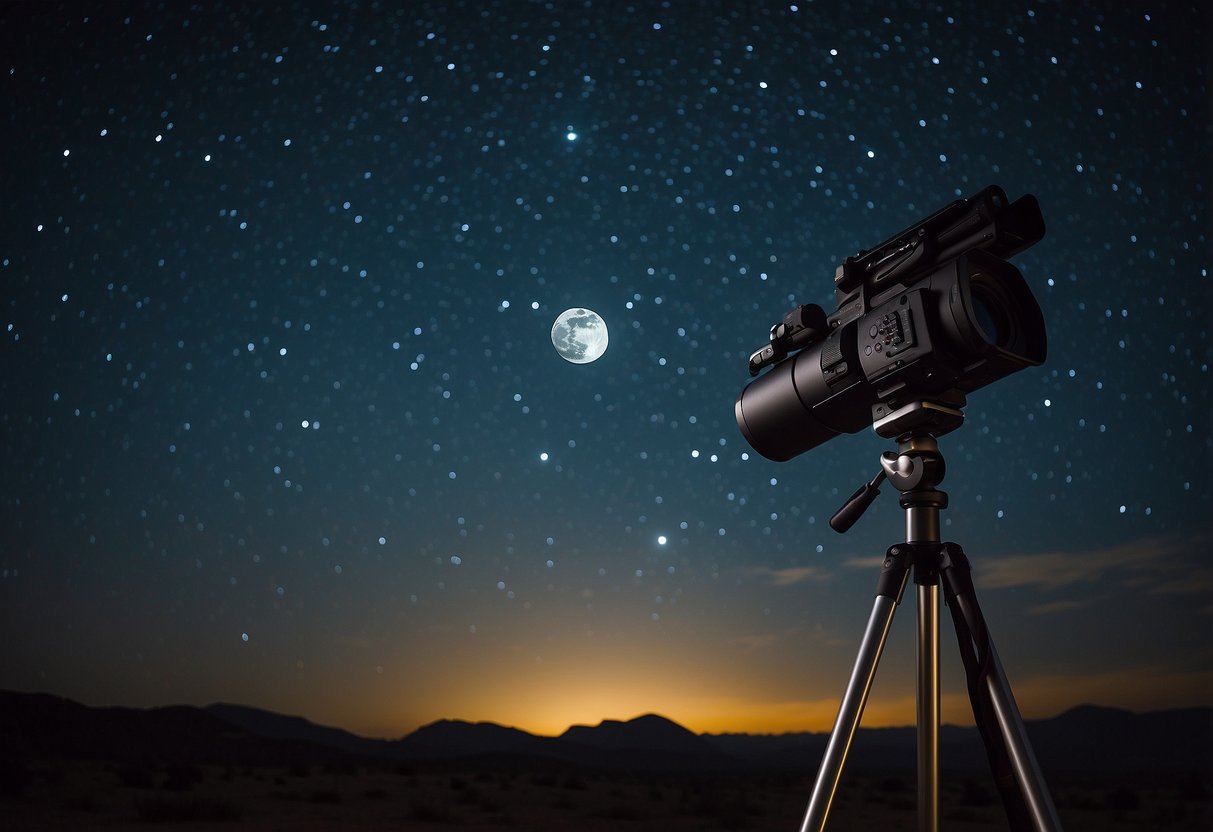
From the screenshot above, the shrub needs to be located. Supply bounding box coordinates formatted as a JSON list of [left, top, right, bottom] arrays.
[[135, 795, 242, 822], [1105, 785, 1140, 812], [592, 805, 648, 821], [0, 759, 32, 797], [66, 793, 104, 813], [118, 762, 157, 789], [409, 799, 453, 822], [306, 787, 342, 804], [161, 763, 203, 792], [959, 778, 996, 807]]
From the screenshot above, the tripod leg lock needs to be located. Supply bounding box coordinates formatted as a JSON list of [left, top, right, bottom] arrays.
[[876, 545, 914, 603], [937, 542, 976, 606]]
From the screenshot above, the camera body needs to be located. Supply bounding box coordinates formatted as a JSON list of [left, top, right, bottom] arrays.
[[735, 186, 1047, 461]]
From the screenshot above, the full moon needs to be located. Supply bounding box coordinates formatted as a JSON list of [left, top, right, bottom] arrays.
[[551, 308, 609, 364]]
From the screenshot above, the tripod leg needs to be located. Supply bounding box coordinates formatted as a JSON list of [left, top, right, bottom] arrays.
[[983, 640, 1064, 830], [800, 547, 912, 832], [940, 543, 1064, 832], [917, 580, 941, 832]]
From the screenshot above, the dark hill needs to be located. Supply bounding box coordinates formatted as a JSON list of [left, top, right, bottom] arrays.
[[3, 691, 1210, 778], [1026, 704, 1213, 773], [0, 690, 353, 767], [702, 704, 1213, 774], [206, 702, 401, 759], [396, 718, 553, 759], [560, 713, 714, 755]]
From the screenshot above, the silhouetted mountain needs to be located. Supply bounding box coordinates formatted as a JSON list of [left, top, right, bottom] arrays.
[[702, 705, 1213, 774], [393, 715, 734, 771], [204, 707, 571, 764], [560, 713, 712, 755], [3, 690, 1210, 778], [0, 690, 355, 768], [396, 718, 554, 759], [554, 713, 733, 771], [1025, 704, 1213, 773], [206, 702, 402, 759]]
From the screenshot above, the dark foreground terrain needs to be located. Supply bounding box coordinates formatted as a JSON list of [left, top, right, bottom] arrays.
[[1, 690, 1209, 830], [3, 757, 1209, 831]]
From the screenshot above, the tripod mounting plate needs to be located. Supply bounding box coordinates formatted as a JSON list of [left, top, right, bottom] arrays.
[[874, 400, 965, 440]]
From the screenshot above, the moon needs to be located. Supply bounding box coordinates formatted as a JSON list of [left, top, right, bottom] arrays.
[[551, 308, 609, 364]]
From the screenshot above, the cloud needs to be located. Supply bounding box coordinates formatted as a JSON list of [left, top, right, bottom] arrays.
[[831, 533, 1211, 612], [842, 555, 888, 570], [724, 633, 778, 652], [748, 565, 825, 587], [1002, 666, 1213, 718], [1150, 566, 1213, 595], [970, 533, 1209, 595], [719, 625, 851, 653], [974, 539, 1173, 590], [1025, 598, 1093, 615]]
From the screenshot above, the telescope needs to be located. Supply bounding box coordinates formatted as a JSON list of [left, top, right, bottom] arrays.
[[735, 185, 1047, 461], [734, 188, 1066, 831]]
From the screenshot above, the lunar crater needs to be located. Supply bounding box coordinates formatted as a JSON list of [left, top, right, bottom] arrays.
[[551, 308, 609, 364]]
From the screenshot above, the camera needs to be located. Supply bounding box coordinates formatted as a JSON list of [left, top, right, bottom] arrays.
[[735, 185, 1047, 461]]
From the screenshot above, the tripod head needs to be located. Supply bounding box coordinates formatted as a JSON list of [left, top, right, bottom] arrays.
[[829, 400, 961, 534]]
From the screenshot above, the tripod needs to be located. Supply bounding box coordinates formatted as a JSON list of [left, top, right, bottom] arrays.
[[800, 403, 1063, 832]]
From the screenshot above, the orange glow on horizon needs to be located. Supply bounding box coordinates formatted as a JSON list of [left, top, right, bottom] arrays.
[[352, 692, 965, 740], [339, 664, 1213, 741], [294, 626, 1213, 742]]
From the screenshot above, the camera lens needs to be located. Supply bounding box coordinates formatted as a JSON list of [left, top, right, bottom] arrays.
[[969, 273, 1013, 348]]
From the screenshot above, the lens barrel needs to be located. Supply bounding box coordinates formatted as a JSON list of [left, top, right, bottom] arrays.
[[735, 251, 1046, 461]]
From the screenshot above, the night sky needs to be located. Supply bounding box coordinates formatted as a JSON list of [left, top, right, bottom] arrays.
[[1, 1, 1209, 741]]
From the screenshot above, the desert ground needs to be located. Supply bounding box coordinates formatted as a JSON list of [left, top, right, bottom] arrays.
[[2, 757, 1208, 831]]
